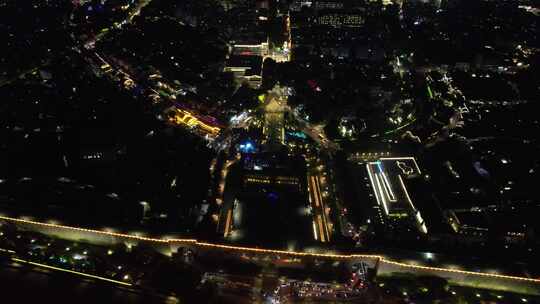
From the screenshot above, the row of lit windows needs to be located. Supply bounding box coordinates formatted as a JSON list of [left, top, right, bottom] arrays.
[[315, 2, 344, 10], [83, 152, 103, 160], [388, 212, 409, 218], [276, 176, 299, 182], [276, 180, 299, 185], [245, 176, 299, 185], [317, 14, 364, 27], [245, 177, 271, 184]]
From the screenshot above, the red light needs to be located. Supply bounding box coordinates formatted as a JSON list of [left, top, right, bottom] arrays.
[[307, 79, 318, 89]]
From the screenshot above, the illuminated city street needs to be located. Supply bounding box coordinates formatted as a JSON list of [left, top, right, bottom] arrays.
[[1, 0, 540, 303]]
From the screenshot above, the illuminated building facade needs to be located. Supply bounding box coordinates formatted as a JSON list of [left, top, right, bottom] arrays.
[[316, 13, 365, 27], [366, 157, 428, 234], [221, 151, 310, 246], [241, 152, 305, 193]]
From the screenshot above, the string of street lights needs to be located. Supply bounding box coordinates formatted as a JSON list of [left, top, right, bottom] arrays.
[[2, 215, 539, 284]]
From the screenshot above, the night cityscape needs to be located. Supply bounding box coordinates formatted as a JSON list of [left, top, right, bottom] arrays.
[[0, 0, 539, 303]]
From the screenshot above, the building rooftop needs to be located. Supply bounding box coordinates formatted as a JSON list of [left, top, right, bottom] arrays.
[[366, 157, 427, 233], [225, 55, 263, 76]]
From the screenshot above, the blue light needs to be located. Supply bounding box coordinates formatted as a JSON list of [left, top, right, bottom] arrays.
[[287, 131, 307, 139], [239, 141, 255, 153], [268, 192, 279, 201]]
